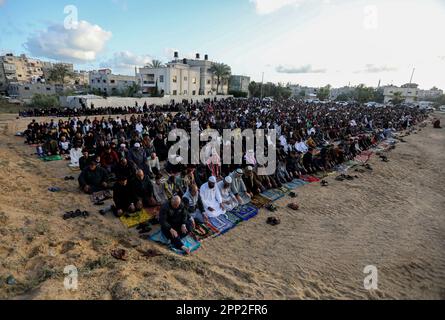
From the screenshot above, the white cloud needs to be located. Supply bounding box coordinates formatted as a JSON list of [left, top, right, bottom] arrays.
[[25, 20, 112, 63], [100, 51, 153, 72], [354, 64, 398, 74], [249, 0, 304, 15], [276, 64, 326, 73]]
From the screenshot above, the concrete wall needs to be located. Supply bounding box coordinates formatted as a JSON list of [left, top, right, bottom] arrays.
[[60, 94, 233, 109]]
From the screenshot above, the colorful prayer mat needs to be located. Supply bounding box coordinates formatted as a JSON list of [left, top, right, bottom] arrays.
[[119, 208, 156, 228], [208, 215, 235, 234], [260, 189, 286, 201], [192, 223, 217, 241], [284, 179, 308, 190], [231, 204, 259, 221], [250, 195, 271, 208], [40, 155, 63, 162], [149, 229, 201, 255]]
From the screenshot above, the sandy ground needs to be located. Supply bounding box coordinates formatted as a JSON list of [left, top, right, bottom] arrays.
[[0, 113, 444, 300]]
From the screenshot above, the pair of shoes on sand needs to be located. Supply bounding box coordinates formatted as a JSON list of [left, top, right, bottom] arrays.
[[267, 216, 281, 226], [321, 180, 329, 187], [111, 249, 128, 261], [64, 176, 75, 181], [63, 209, 89, 220], [289, 192, 298, 198], [287, 203, 299, 211]]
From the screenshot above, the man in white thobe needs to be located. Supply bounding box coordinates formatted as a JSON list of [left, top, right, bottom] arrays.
[[217, 176, 239, 212], [200, 176, 225, 218]]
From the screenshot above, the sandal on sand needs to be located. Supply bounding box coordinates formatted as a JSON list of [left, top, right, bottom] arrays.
[[111, 249, 128, 261], [138, 248, 162, 258], [287, 203, 300, 211], [266, 217, 281, 226], [321, 180, 328, 187], [265, 204, 278, 212], [289, 192, 297, 198], [136, 222, 151, 230]]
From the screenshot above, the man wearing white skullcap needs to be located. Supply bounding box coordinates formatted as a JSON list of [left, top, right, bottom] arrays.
[[229, 168, 252, 205], [199, 176, 225, 218], [217, 176, 239, 211]]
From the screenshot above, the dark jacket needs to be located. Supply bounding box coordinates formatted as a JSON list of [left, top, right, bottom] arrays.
[[159, 202, 189, 231], [113, 183, 136, 210], [129, 176, 154, 200], [78, 166, 108, 188]]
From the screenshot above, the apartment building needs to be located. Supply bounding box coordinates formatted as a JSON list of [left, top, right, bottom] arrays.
[[89, 69, 138, 95]]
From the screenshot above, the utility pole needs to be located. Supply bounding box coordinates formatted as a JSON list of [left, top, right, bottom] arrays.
[[260, 72, 264, 100], [409, 68, 415, 85]]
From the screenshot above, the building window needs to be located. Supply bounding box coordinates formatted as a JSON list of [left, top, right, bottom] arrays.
[[110, 80, 115, 84], [172, 75, 177, 83], [173, 90, 177, 95], [184, 90, 188, 95], [91, 80, 94, 83], [103, 80, 107, 83], [24, 87, 30, 90], [192, 90, 196, 95], [184, 77, 188, 81], [46, 87, 51, 91], [143, 81, 148, 84], [160, 75, 164, 83], [207, 80, 211, 85]]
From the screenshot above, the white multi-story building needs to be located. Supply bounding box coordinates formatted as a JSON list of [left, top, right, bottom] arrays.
[[383, 83, 419, 103], [138, 53, 229, 96], [138, 60, 201, 96], [418, 87, 443, 100], [89, 69, 138, 95]]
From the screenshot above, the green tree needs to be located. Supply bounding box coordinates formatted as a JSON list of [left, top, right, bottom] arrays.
[[31, 94, 59, 108], [335, 93, 350, 102], [209, 62, 232, 95], [48, 64, 74, 85], [390, 91, 404, 105], [317, 85, 331, 101]]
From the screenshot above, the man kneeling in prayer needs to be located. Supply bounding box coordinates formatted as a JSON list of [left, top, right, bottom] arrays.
[[112, 176, 137, 217], [200, 176, 226, 218], [218, 176, 239, 211], [183, 184, 208, 225], [159, 196, 194, 255], [78, 161, 109, 194], [229, 168, 252, 205]]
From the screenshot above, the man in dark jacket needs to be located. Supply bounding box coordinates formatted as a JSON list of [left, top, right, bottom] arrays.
[[78, 161, 109, 194], [159, 196, 194, 254], [113, 158, 134, 181], [112, 176, 137, 217], [129, 169, 157, 208]]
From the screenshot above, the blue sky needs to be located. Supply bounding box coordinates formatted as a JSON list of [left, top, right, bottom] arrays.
[[1, 0, 445, 89]]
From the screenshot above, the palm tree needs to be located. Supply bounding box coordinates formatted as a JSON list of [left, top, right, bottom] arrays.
[[209, 62, 231, 95], [391, 91, 404, 105], [147, 59, 164, 68]]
